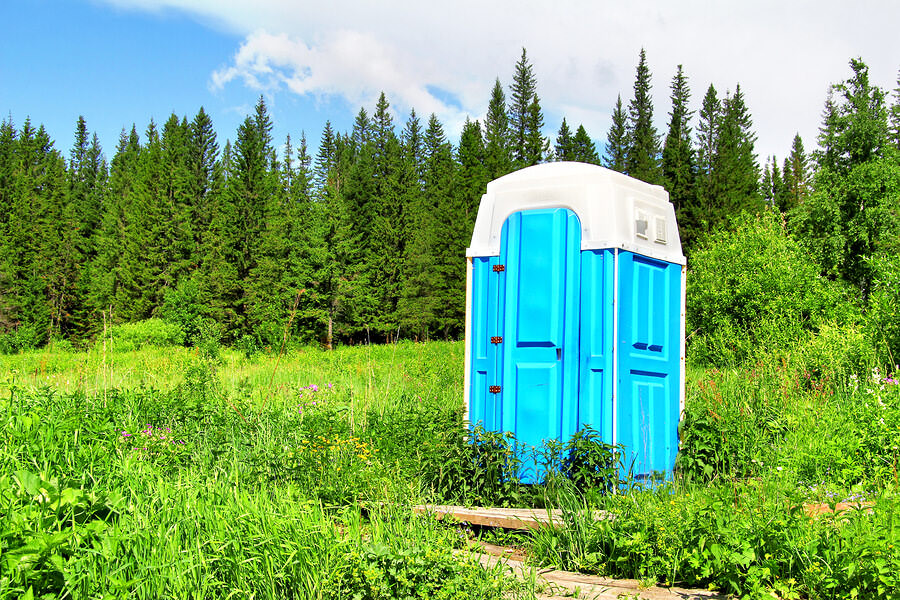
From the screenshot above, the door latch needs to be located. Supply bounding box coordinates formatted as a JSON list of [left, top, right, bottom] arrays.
[[556, 347, 562, 360]]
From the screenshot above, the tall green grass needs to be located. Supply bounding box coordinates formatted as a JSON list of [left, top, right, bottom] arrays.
[[0, 343, 525, 599]]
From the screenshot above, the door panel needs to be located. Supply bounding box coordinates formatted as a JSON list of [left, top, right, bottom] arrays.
[[616, 252, 681, 481], [498, 208, 581, 482]]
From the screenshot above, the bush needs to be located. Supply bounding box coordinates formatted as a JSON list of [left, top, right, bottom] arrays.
[[688, 210, 858, 366], [868, 253, 900, 368], [103, 318, 184, 352]]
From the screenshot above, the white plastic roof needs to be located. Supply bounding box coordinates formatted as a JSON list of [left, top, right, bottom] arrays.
[[467, 162, 685, 265]]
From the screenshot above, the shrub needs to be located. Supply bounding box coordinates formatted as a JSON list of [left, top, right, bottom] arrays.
[[688, 210, 858, 366], [868, 253, 900, 368], [103, 318, 184, 351]]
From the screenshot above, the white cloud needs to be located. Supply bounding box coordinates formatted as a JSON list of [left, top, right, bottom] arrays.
[[102, 0, 900, 160]]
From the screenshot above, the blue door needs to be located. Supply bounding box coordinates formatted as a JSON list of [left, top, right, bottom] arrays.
[[494, 208, 582, 482], [615, 252, 682, 482]]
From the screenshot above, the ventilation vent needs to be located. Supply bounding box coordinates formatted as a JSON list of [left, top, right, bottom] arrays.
[[654, 217, 667, 244], [635, 210, 649, 240]]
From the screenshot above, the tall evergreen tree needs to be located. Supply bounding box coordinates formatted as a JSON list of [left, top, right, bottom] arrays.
[[784, 133, 809, 208], [625, 48, 661, 184], [457, 117, 488, 226], [685, 84, 723, 247], [555, 119, 574, 161], [484, 78, 513, 179], [67, 117, 107, 335], [816, 58, 889, 175], [604, 95, 628, 172], [367, 92, 405, 337], [792, 58, 899, 295], [661, 65, 695, 218], [890, 69, 900, 151], [424, 114, 462, 337], [508, 48, 539, 167], [712, 85, 762, 217], [523, 93, 548, 165], [571, 125, 600, 164]]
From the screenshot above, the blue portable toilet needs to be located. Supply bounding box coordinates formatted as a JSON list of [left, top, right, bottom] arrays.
[[464, 162, 686, 483]]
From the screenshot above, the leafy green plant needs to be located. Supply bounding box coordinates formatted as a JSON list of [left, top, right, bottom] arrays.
[[563, 427, 622, 494], [688, 210, 858, 367]]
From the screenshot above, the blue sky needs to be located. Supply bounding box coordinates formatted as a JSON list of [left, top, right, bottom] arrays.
[[3, 0, 899, 167]]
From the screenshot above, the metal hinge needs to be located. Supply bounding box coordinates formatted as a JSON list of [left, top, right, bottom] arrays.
[[490, 336, 503, 344], [492, 264, 505, 272], [489, 385, 501, 394]]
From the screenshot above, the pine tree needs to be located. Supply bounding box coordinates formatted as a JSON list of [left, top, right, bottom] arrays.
[[555, 119, 574, 161], [424, 114, 465, 338], [816, 58, 889, 175], [314, 120, 336, 194], [509, 48, 538, 167], [785, 133, 809, 207], [713, 85, 762, 216], [457, 117, 488, 230], [67, 117, 107, 336], [661, 65, 695, 218], [890, 69, 900, 151], [685, 84, 722, 248], [625, 49, 661, 184], [0, 118, 18, 339], [484, 78, 512, 179], [604, 95, 628, 172], [792, 58, 899, 295], [90, 126, 141, 321], [183, 107, 219, 281], [571, 125, 600, 165], [368, 92, 404, 337], [523, 93, 548, 165]]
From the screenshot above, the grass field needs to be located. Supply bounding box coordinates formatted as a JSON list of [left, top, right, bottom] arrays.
[[2, 340, 899, 599]]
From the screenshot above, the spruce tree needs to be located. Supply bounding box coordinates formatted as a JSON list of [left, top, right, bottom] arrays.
[[484, 78, 513, 179], [67, 117, 107, 336], [890, 69, 900, 151], [368, 92, 404, 337], [661, 65, 695, 218], [571, 125, 600, 164], [785, 133, 809, 207], [509, 48, 538, 167], [555, 119, 574, 161], [523, 93, 548, 165], [604, 95, 628, 172], [792, 58, 899, 295], [625, 49, 661, 184], [686, 84, 722, 248], [714, 85, 762, 216]]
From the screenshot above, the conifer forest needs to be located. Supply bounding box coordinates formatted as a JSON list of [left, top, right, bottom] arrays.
[[1, 49, 899, 353]]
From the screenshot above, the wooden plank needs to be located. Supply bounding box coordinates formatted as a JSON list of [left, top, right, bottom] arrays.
[[460, 544, 725, 600], [412, 503, 608, 530]]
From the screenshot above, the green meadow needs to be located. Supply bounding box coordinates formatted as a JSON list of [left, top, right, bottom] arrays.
[[2, 330, 900, 599]]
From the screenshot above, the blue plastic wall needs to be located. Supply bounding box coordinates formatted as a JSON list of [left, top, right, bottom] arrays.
[[468, 208, 681, 484]]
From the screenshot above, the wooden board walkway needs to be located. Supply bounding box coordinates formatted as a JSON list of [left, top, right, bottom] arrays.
[[462, 542, 725, 600], [412, 503, 609, 530], [414, 501, 874, 531]]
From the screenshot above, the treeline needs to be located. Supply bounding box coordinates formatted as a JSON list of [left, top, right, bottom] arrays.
[[1, 50, 898, 351]]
